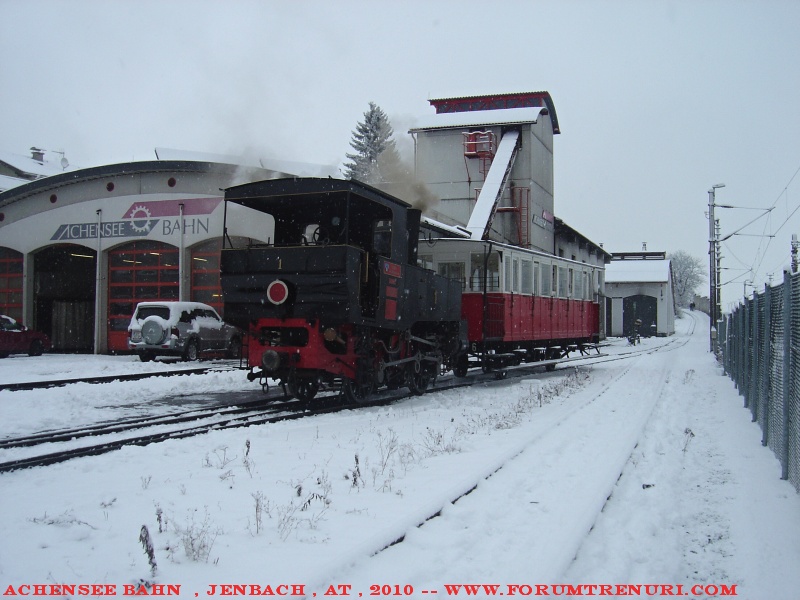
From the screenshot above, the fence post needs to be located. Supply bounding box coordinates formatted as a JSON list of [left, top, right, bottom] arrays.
[[781, 269, 792, 480], [761, 286, 771, 444], [743, 297, 751, 408], [734, 306, 742, 392], [720, 314, 729, 375], [749, 293, 760, 421]]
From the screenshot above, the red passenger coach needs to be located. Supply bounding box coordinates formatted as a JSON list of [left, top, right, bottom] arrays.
[[420, 239, 602, 373]]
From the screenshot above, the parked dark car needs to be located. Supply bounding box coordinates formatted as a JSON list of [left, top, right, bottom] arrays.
[[127, 301, 242, 362], [0, 314, 51, 358]]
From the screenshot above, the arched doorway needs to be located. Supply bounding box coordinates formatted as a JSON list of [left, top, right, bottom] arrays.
[[0, 247, 23, 322], [623, 294, 658, 337], [33, 245, 97, 351], [107, 240, 179, 352]]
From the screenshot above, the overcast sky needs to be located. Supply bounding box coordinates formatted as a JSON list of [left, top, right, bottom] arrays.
[[3, 0, 799, 309]]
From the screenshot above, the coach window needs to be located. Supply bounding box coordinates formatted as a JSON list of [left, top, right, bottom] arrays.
[[533, 262, 540, 296], [568, 268, 574, 297], [418, 254, 433, 271], [551, 265, 558, 296], [558, 267, 569, 297], [469, 251, 500, 291], [438, 262, 466, 290], [521, 260, 532, 294], [504, 257, 512, 292], [541, 263, 551, 296]]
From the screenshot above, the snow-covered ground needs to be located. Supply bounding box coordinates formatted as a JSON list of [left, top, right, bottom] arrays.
[[1, 312, 799, 598]]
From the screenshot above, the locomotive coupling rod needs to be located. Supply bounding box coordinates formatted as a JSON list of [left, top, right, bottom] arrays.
[[407, 334, 436, 347], [379, 351, 441, 371], [379, 355, 422, 370]]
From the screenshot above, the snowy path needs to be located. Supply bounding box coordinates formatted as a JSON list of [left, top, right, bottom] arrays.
[[323, 329, 688, 591]]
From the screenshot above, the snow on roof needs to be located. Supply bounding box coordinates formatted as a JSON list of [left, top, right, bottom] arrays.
[[0, 150, 73, 179], [420, 215, 470, 238], [154, 147, 339, 178], [409, 106, 548, 132], [0, 173, 27, 193], [605, 259, 672, 283]]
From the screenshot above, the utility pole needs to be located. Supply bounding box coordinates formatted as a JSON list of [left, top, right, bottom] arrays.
[[715, 218, 722, 327], [708, 183, 725, 352]]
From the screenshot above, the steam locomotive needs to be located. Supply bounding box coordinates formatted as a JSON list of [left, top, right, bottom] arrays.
[[220, 178, 601, 403], [220, 178, 465, 403]]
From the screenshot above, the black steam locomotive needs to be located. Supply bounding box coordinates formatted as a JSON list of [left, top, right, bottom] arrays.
[[220, 178, 466, 403]]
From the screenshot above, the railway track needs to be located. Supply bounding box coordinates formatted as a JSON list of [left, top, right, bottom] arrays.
[[0, 362, 241, 392], [0, 323, 691, 474]]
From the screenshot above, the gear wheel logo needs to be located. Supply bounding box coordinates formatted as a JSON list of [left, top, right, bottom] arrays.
[[129, 205, 152, 233]]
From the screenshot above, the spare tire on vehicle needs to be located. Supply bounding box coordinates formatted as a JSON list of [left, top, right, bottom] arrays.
[[141, 318, 166, 345]]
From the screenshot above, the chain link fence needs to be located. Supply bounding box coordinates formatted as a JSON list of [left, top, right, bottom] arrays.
[[717, 270, 800, 494]]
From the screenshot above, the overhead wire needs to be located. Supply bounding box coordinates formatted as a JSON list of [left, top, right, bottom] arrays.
[[736, 162, 800, 286]]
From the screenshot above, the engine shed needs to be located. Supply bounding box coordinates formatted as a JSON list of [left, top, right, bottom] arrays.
[[604, 252, 676, 337]]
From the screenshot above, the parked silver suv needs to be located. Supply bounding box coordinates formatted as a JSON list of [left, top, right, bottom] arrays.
[[128, 301, 242, 362]]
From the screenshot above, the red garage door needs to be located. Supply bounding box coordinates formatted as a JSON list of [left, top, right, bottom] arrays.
[[190, 239, 223, 316], [107, 240, 178, 352], [0, 247, 23, 322]]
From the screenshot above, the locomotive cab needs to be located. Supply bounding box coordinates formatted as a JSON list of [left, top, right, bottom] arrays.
[[220, 178, 464, 403], [221, 178, 422, 327]]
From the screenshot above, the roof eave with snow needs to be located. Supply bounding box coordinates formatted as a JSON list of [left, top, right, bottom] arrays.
[[605, 259, 672, 284], [409, 107, 549, 133]]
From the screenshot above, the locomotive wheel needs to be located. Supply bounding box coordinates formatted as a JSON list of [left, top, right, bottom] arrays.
[[288, 378, 319, 402], [406, 363, 433, 396], [342, 376, 374, 404]]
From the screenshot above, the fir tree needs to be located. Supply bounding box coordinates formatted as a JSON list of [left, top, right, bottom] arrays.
[[343, 102, 400, 183]]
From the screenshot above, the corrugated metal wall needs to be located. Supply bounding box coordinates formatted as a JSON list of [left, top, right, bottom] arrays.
[[719, 270, 800, 494]]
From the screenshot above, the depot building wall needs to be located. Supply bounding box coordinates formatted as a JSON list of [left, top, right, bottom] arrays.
[[0, 161, 275, 353]]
